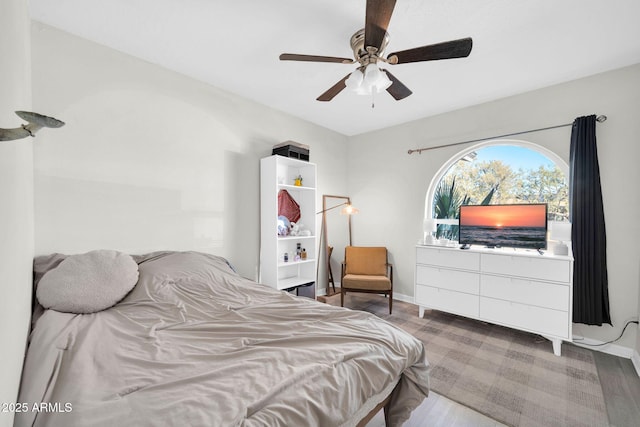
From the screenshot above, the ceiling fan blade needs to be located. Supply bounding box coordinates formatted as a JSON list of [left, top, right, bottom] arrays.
[[365, 0, 397, 51], [387, 37, 473, 64], [280, 53, 354, 64], [0, 127, 31, 141], [383, 70, 412, 100], [316, 73, 351, 102]]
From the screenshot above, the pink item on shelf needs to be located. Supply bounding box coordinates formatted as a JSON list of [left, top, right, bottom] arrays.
[[278, 189, 301, 223]]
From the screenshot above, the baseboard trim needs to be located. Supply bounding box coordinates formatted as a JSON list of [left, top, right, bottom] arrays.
[[391, 292, 414, 304], [571, 335, 635, 359], [632, 349, 640, 377]]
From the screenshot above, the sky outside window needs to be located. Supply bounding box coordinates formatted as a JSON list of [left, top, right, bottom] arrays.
[[474, 145, 554, 170]]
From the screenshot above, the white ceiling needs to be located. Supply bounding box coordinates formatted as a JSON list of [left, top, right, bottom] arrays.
[[29, 0, 640, 136]]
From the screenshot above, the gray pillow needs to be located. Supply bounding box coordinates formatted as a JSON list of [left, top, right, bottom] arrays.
[[36, 250, 139, 314]]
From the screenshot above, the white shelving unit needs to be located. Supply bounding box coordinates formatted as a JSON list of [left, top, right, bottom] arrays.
[[260, 155, 317, 291]]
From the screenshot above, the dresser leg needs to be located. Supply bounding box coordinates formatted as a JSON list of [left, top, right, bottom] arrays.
[[551, 338, 562, 356], [419, 306, 425, 318]]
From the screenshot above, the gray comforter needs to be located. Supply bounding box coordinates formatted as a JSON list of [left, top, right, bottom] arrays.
[[16, 251, 429, 426]]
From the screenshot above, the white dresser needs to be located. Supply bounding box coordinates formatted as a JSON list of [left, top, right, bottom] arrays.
[[415, 245, 573, 356]]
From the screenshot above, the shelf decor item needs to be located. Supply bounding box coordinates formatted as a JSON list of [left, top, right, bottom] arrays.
[[272, 140, 310, 162], [278, 189, 301, 223], [550, 221, 572, 256], [423, 218, 437, 244]]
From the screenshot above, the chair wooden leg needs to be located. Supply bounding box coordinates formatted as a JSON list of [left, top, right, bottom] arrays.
[[341, 289, 345, 307], [328, 265, 335, 294], [388, 290, 392, 314], [383, 407, 390, 427]]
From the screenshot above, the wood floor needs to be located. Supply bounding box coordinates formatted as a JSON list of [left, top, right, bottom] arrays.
[[366, 391, 506, 427], [593, 351, 640, 427], [321, 292, 640, 427]]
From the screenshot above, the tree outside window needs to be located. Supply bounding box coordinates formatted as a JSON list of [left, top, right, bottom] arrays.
[[432, 144, 568, 240]]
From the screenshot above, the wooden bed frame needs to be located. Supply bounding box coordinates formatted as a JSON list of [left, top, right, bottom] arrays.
[[357, 394, 391, 427]]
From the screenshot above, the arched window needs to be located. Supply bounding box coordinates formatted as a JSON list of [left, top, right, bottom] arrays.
[[425, 140, 569, 240]]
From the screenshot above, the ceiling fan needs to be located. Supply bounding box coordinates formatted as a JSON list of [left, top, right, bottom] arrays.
[[0, 111, 65, 142], [279, 0, 472, 103]]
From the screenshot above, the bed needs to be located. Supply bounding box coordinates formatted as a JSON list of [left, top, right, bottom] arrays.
[[16, 251, 429, 427]]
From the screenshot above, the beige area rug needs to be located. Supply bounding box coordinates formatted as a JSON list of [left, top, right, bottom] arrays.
[[325, 293, 609, 427]]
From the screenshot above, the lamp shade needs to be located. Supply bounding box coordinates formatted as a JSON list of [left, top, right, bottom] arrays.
[[346, 64, 393, 96], [345, 70, 364, 90], [317, 202, 359, 215], [377, 70, 392, 91], [340, 204, 359, 215], [364, 64, 392, 93], [363, 63, 381, 86]]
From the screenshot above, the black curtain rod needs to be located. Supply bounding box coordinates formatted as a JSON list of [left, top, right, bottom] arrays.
[[407, 114, 607, 155]]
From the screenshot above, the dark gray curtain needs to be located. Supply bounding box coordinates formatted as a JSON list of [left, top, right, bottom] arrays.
[[569, 115, 611, 325]]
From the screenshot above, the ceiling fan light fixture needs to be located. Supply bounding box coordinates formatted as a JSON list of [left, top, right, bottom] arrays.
[[367, 64, 393, 93], [345, 69, 364, 90], [346, 69, 374, 95], [377, 70, 393, 91], [363, 63, 381, 85], [347, 64, 392, 96], [355, 85, 371, 96]]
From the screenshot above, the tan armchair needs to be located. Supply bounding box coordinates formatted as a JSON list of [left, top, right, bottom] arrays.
[[341, 246, 393, 314]]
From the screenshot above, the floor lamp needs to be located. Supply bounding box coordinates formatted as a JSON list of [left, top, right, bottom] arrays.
[[316, 196, 359, 298]]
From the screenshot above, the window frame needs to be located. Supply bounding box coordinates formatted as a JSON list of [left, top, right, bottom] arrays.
[[424, 139, 569, 230]]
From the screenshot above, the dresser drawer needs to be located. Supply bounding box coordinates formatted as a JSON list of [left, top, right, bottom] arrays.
[[416, 285, 479, 318], [480, 297, 569, 339], [417, 265, 479, 294], [416, 247, 480, 271], [481, 254, 571, 283], [481, 275, 569, 311]]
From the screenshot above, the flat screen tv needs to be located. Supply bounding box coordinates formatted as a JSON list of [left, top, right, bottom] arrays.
[[458, 203, 548, 250]]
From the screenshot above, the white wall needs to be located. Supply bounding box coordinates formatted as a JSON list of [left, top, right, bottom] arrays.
[[31, 23, 348, 282], [0, 1, 33, 426], [348, 64, 640, 351]]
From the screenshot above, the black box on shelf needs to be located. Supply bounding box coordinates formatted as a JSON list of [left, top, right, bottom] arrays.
[[272, 141, 310, 161]]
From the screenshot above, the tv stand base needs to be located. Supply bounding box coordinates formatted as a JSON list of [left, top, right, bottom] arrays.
[[415, 245, 573, 356], [549, 337, 563, 356]]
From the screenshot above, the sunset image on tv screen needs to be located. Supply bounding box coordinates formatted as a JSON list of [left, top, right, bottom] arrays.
[[460, 204, 547, 227], [459, 204, 547, 249]]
